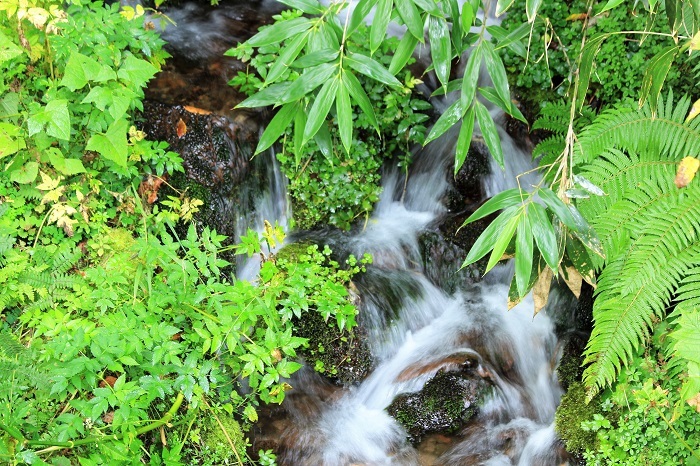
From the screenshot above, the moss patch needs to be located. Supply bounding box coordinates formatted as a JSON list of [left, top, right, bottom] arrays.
[[554, 381, 600, 457]]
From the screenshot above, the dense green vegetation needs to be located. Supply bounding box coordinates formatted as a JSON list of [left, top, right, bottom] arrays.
[[2, 0, 700, 464]]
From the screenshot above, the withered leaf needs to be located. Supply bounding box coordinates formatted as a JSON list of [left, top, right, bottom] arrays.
[[184, 105, 212, 115], [533, 266, 553, 316], [675, 156, 700, 188], [176, 118, 187, 138]]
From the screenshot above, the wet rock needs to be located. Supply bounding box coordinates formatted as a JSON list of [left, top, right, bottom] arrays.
[[387, 370, 489, 444]]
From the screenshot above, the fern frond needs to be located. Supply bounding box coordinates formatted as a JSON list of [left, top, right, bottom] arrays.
[[0, 331, 25, 358], [51, 245, 81, 275], [533, 136, 565, 165], [532, 101, 570, 134], [669, 265, 700, 320]]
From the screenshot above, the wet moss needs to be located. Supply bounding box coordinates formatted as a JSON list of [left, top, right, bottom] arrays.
[[198, 411, 247, 464], [387, 371, 488, 444], [554, 381, 600, 458]]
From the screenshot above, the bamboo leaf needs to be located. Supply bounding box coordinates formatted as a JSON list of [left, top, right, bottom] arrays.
[[265, 33, 309, 86], [538, 187, 578, 231], [303, 77, 339, 143], [486, 211, 520, 272], [342, 69, 379, 133], [638, 45, 679, 112], [314, 120, 333, 161], [567, 204, 604, 258], [290, 49, 338, 68], [236, 82, 292, 108], [461, 43, 482, 108], [528, 202, 558, 271], [370, 0, 393, 54], [479, 86, 527, 123], [515, 212, 534, 297], [597, 0, 625, 14], [276, 0, 323, 14], [463, 188, 525, 224], [336, 78, 353, 154], [349, 0, 379, 36], [474, 100, 504, 170], [345, 52, 402, 87], [576, 34, 608, 110], [461, 2, 474, 30], [482, 41, 511, 110], [429, 15, 451, 91], [425, 99, 465, 145], [254, 102, 297, 155], [248, 17, 313, 47], [490, 23, 530, 58], [389, 33, 419, 75], [396, 0, 424, 41], [495, 0, 516, 16], [526, 0, 542, 22], [461, 206, 518, 268], [413, 0, 442, 15], [281, 63, 337, 104], [455, 106, 475, 176], [448, 0, 463, 52], [293, 107, 306, 167]]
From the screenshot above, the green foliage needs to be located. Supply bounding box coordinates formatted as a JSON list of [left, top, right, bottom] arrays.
[[554, 382, 600, 455]]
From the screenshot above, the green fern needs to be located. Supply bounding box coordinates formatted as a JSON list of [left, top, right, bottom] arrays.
[[575, 93, 700, 398]]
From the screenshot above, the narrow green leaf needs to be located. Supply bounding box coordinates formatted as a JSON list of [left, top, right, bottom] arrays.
[[515, 213, 534, 297], [255, 102, 297, 155], [461, 2, 474, 30], [538, 187, 578, 231], [461, 43, 482, 108], [464, 188, 525, 224], [276, 0, 323, 14], [345, 52, 402, 88], [425, 99, 465, 145], [565, 234, 596, 286], [291, 49, 338, 68], [293, 106, 307, 167], [528, 202, 558, 271], [395, 0, 424, 41], [342, 70, 379, 132], [486, 212, 520, 272], [474, 100, 504, 170], [461, 206, 518, 268], [282, 63, 337, 104], [349, 0, 380, 36], [313, 120, 333, 161], [247, 17, 313, 47], [448, 0, 463, 52], [489, 23, 530, 58], [576, 34, 608, 110], [478, 87, 527, 123], [304, 77, 339, 143], [482, 41, 510, 109], [598, 0, 625, 14], [429, 15, 451, 90], [455, 106, 475, 176], [526, 0, 542, 21], [431, 78, 462, 96], [495, 0, 516, 16], [413, 0, 442, 16], [567, 204, 605, 258], [86, 118, 129, 168], [638, 45, 679, 112], [237, 82, 292, 108], [371, 0, 393, 54], [388, 33, 419, 75], [265, 33, 309, 86], [336, 77, 353, 154]]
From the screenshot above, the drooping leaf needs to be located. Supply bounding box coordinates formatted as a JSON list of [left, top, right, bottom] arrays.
[[495, 0, 516, 16], [461, 43, 482, 108], [429, 15, 451, 91], [478, 86, 527, 123], [463, 188, 525, 224], [388, 33, 419, 75], [342, 70, 379, 132], [538, 187, 578, 231], [638, 45, 679, 112], [567, 204, 604, 258], [370, 0, 393, 54], [576, 34, 608, 110], [265, 33, 309, 86], [515, 212, 534, 297], [597, 0, 625, 14], [336, 77, 353, 154], [281, 63, 337, 104], [461, 205, 519, 268], [526, 0, 542, 22], [395, 0, 424, 41], [573, 174, 605, 196], [532, 265, 552, 315], [565, 234, 596, 287], [236, 82, 292, 108], [455, 106, 475, 176], [486, 210, 520, 272], [349, 0, 380, 36], [255, 102, 297, 155], [528, 202, 558, 271], [276, 0, 323, 14], [303, 77, 339, 143], [413, 0, 442, 16], [313, 120, 333, 161], [474, 100, 503, 170], [293, 107, 307, 167], [482, 41, 510, 107], [86, 118, 129, 168], [425, 99, 465, 145], [448, 0, 463, 52], [247, 17, 313, 47], [345, 52, 401, 88], [461, 2, 475, 30], [489, 23, 530, 58]]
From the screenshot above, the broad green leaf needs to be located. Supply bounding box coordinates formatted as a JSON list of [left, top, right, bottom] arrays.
[[237, 82, 292, 108], [395, 0, 424, 41], [277, 0, 323, 14], [294, 105, 307, 167], [538, 187, 578, 231], [495, 0, 516, 16], [474, 100, 503, 170], [371, 0, 393, 54], [118, 54, 158, 88], [489, 23, 530, 58], [461, 43, 482, 108], [0, 92, 19, 118], [281, 63, 337, 104], [108, 90, 132, 122], [528, 202, 558, 271], [313, 120, 333, 161], [388, 33, 419, 75], [86, 118, 129, 168], [9, 161, 38, 184], [425, 99, 465, 145], [345, 52, 401, 88], [461, 205, 518, 268], [303, 77, 339, 143], [413, 0, 442, 16], [61, 52, 102, 91], [638, 45, 678, 112], [482, 41, 510, 110], [349, 0, 380, 36], [265, 33, 309, 86], [0, 31, 22, 64], [478, 86, 527, 123], [0, 122, 25, 159], [598, 0, 625, 14], [336, 78, 353, 154], [47, 148, 85, 175], [429, 15, 451, 91], [486, 211, 520, 272], [576, 34, 608, 110], [526, 0, 542, 22], [342, 70, 379, 132], [291, 49, 338, 68], [82, 86, 112, 111], [308, 20, 341, 52], [29, 100, 71, 141], [247, 17, 312, 47], [463, 187, 525, 224], [455, 106, 475, 176], [515, 213, 534, 296], [255, 102, 297, 154], [461, 2, 474, 30]]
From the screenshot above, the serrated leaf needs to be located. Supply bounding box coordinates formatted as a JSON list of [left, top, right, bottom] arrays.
[[117, 54, 158, 88], [371, 0, 393, 53], [515, 213, 534, 297], [425, 98, 465, 145], [461, 43, 482, 107], [389, 32, 419, 75], [248, 17, 313, 47], [474, 100, 503, 170], [461, 205, 518, 268], [529, 202, 558, 271], [345, 52, 401, 88], [336, 77, 353, 154], [303, 76, 339, 144], [10, 161, 38, 184], [255, 102, 297, 155], [86, 118, 128, 168], [463, 188, 525, 224], [455, 106, 475, 175], [342, 70, 379, 132], [60, 51, 101, 91], [429, 15, 451, 91], [395, 0, 424, 41]]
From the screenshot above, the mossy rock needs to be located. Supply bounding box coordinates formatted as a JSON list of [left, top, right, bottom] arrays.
[[387, 371, 488, 443], [554, 381, 600, 458], [198, 411, 247, 464]]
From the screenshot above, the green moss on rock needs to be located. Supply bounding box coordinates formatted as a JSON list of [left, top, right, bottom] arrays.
[[554, 381, 600, 456]]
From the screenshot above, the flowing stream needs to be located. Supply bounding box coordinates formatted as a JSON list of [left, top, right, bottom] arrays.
[[148, 3, 570, 464]]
